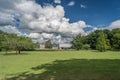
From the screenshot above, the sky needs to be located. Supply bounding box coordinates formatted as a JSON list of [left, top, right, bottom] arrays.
[[0, 0, 120, 44], [36, 0, 120, 26]]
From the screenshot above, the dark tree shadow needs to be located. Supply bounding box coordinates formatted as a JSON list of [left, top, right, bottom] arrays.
[[36, 49, 61, 51], [6, 59, 120, 80], [1, 52, 29, 56]]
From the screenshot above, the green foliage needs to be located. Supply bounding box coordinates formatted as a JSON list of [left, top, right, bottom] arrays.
[[1, 28, 120, 52], [111, 28, 120, 50], [0, 30, 34, 53], [0, 50, 120, 80], [86, 30, 112, 50], [13, 36, 34, 53], [33, 42, 40, 49], [71, 34, 83, 50], [86, 30, 100, 49], [71, 31, 111, 51], [82, 44, 90, 50], [45, 40, 53, 49], [0, 31, 8, 51], [96, 31, 111, 52]]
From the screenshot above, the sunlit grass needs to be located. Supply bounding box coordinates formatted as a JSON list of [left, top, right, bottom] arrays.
[[0, 50, 120, 80]]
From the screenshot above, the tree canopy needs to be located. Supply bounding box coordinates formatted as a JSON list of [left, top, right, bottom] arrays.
[[71, 34, 84, 50], [0, 30, 35, 54], [71, 28, 120, 51], [96, 31, 110, 52], [45, 40, 53, 49]]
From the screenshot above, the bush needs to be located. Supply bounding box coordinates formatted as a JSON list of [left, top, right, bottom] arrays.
[[82, 44, 90, 50]]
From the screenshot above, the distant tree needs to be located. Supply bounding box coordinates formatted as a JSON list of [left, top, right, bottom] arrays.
[[0, 31, 8, 51], [82, 44, 90, 50], [13, 36, 34, 54], [86, 30, 100, 49], [96, 31, 111, 52], [1, 35, 13, 54], [0, 34, 3, 51], [45, 40, 53, 49], [71, 34, 83, 50], [111, 28, 120, 50], [103, 29, 113, 48], [33, 42, 40, 49], [1, 33, 34, 54]]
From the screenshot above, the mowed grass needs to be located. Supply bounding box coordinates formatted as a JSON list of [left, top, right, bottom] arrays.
[[0, 50, 120, 80]]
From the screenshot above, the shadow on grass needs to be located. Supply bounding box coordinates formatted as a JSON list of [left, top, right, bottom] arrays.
[[2, 52, 29, 56], [6, 59, 120, 80], [90, 50, 103, 53], [36, 49, 61, 51]]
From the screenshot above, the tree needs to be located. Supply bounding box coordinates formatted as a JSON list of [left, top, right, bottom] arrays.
[[0, 34, 4, 51], [111, 28, 120, 50], [96, 31, 111, 52], [12, 36, 34, 54], [33, 42, 40, 49], [71, 34, 83, 50], [82, 44, 90, 50], [0, 32, 34, 54], [0, 31, 8, 51], [86, 30, 100, 49], [2, 35, 13, 54], [45, 40, 53, 49]]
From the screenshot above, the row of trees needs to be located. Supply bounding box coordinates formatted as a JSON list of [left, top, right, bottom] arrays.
[[0, 28, 119, 53], [71, 28, 120, 52], [0, 30, 36, 54]]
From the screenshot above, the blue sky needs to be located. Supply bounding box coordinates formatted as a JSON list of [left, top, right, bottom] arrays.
[[0, 0, 120, 43], [36, 0, 120, 27]]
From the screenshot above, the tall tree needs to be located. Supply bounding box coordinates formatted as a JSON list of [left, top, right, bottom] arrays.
[[96, 31, 111, 52], [86, 30, 100, 49], [45, 40, 53, 49], [111, 28, 120, 50], [71, 34, 83, 50]]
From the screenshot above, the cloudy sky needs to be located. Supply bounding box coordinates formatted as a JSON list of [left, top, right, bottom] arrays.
[[0, 0, 120, 43]]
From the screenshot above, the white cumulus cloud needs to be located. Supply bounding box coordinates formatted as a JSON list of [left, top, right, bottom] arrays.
[[0, 25, 22, 35], [108, 20, 120, 29], [68, 1, 75, 6], [54, 0, 61, 4], [80, 4, 87, 8], [0, 0, 93, 44]]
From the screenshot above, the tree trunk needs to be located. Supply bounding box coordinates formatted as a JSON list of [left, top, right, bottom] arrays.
[[18, 50, 21, 54]]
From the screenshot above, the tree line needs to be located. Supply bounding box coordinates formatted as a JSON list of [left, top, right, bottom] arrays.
[[0, 30, 37, 54], [71, 28, 120, 52], [0, 28, 120, 53]]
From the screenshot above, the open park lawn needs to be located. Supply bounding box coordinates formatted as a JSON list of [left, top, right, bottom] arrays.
[[0, 50, 120, 80]]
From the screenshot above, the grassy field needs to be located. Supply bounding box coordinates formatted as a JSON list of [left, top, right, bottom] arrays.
[[0, 50, 120, 80]]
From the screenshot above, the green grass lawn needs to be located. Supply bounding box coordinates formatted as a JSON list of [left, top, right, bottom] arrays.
[[0, 50, 120, 80]]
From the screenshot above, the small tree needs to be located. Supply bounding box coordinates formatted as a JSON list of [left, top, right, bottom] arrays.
[[13, 36, 34, 54], [96, 31, 110, 52], [45, 40, 53, 49], [0, 30, 34, 54], [111, 28, 120, 50], [82, 44, 90, 50], [2, 34, 34, 54], [2, 35, 13, 54], [71, 34, 83, 50]]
